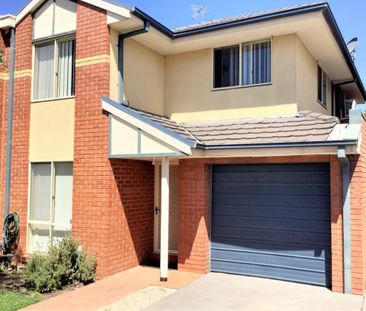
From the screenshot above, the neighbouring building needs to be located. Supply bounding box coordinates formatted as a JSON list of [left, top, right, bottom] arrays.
[[0, 0, 366, 295]]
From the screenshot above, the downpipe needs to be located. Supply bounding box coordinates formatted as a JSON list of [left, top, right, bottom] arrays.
[[337, 146, 352, 294], [4, 27, 15, 219]]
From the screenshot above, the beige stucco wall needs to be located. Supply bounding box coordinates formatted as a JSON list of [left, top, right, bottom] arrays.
[[110, 28, 119, 102], [296, 37, 331, 115], [111, 32, 335, 123], [123, 39, 165, 115], [164, 34, 299, 123], [33, 0, 77, 40], [29, 98, 74, 161]]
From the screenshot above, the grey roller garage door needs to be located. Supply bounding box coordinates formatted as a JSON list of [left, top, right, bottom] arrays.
[[211, 163, 331, 287]]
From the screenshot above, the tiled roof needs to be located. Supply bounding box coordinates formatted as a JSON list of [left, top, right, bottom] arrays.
[[182, 111, 338, 146], [131, 107, 339, 147], [129, 107, 198, 143], [173, 2, 322, 33]]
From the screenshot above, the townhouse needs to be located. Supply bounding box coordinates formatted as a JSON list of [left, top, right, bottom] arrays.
[[0, 0, 366, 295]]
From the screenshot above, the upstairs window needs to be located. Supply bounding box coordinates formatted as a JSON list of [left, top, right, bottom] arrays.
[[214, 46, 239, 88], [317, 65, 327, 108], [214, 40, 271, 89], [33, 38, 75, 100]]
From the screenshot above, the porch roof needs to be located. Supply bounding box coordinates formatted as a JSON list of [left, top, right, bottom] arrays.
[[102, 97, 361, 159]]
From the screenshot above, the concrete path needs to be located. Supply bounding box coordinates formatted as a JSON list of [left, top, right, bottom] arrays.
[[145, 273, 365, 311], [22, 266, 202, 311]]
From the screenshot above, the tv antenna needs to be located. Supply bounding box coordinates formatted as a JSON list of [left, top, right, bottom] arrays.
[[191, 4, 212, 20], [347, 37, 358, 61]]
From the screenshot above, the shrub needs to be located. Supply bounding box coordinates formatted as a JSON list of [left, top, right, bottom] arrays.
[[25, 236, 96, 293]]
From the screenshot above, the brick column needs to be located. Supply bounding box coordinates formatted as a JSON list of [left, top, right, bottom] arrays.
[[10, 15, 32, 252], [73, 1, 155, 278], [72, 1, 112, 277], [178, 159, 210, 273], [348, 117, 366, 295], [330, 155, 344, 293]]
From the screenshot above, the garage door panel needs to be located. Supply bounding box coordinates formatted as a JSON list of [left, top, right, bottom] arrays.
[[212, 216, 330, 233], [212, 240, 330, 259], [213, 205, 330, 221], [213, 194, 329, 209], [213, 183, 329, 196], [211, 164, 331, 287], [212, 260, 330, 287], [212, 226, 330, 246], [211, 249, 329, 273]]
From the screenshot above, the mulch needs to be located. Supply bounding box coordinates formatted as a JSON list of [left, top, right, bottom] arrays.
[[0, 269, 84, 298]]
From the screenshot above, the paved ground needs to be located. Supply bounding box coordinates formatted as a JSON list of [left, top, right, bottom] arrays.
[[145, 273, 365, 311], [21, 266, 202, 311]]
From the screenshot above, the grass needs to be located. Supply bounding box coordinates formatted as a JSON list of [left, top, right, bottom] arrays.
[[0, 291, 43, 311]]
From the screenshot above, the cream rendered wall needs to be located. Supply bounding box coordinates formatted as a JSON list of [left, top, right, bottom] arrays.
[[123, 39, 165, 115], [29, 99, 75, 162], [33, 0, 77, 40], [110, 28, 119, 102], [296, 36, 331, 115], [164, 34, 299, 123]]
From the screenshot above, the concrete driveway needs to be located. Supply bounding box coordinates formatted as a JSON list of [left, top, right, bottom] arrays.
[[144, 273, 365, 311]]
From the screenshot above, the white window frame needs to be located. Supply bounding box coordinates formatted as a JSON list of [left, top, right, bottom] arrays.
[[212, 38, 272, 91], [31, 35, 75, 102], [317, 65, 328, 109], [27, 161, 73, 253]]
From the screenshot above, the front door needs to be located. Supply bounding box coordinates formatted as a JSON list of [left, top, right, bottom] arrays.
[[154, 164, 179, 254]]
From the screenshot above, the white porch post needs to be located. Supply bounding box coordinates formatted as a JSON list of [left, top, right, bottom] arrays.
[[160, 157, 170, 281]]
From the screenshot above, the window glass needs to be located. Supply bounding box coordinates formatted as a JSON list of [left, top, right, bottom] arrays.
[[29, 162, 73, 253], [54, 162, 73, 225], [34, 44, 55, 100], [243, 41, 271, 86], [317, 66, 327, 107], [30, 163, 51, 221], [29, 223, 50, 253], [33, 38, 75, 100], [57, 40, 75, 98], [214, 46, 239, 88], [317, 66, 322, 102], [322, 70, 327, 105]]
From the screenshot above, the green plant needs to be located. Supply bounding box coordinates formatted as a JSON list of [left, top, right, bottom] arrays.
[[0, 291, 42, 311], [25, 236, 96, 293]]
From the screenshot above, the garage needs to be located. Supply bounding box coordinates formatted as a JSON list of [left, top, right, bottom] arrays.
[[211, 163, 331, 287]]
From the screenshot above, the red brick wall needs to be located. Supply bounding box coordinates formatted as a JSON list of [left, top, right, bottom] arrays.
[[72, 1, 154, 278], [348, 116, 366, 295], [178, 155, 363, 294], [109, 159, 154, 274], [330, 156, 343, 293], [9, 15, 32, 253], [178, 159, 210, 273]]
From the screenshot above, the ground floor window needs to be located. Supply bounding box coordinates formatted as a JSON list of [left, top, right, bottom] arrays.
[[28, 162, 73, 253]]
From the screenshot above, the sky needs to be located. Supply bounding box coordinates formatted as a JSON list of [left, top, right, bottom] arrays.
[[1, 0, 365, 85]]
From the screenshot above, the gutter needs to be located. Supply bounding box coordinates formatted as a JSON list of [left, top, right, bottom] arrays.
[[118, 20, 150, 104], [322, 7, 366, 101], [197, 139, 358, 150], [337, 146, 352, 294], [4, 27, 15, 219]]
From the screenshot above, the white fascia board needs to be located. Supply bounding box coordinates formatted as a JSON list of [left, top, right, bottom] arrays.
[[102, 98, 193, 155], [0, 15, 16, 29], [16, 0, 131, 25], [16, 0, 43, 25], [83, 0, 131, 19]]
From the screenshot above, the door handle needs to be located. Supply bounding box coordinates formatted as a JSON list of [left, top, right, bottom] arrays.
[[155, 206, 160, 215]]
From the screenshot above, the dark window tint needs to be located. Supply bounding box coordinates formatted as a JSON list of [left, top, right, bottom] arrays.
[[214, 46, 239, 88]]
